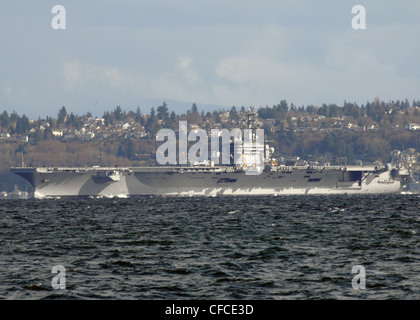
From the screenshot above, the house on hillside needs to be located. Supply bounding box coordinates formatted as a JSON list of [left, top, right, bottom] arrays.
[[405, 123, 420, 131]]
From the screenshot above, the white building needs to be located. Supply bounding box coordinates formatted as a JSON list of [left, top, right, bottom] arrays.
[[405, 123, 420, 131], [52, 130, 63, 137]]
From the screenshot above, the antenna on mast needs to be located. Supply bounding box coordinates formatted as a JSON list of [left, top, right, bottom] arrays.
[[21, 152, 25, 167]]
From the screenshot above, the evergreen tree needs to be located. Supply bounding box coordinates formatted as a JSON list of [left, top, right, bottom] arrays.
[[10, 111, 19, 123], [15, 114, 30, 134], [47, 116, 54, 128], [229, 106, 240, 122], [104, 111, 112, 126], [145, 107, 159, 137], [278, 100, 289, 114], [189, 103, 201, 124], [114, 106, 123, 121], [157, 102, 169, 121], [57, 106, 67, 125], [306, 105, 316, 114], [43, 126, 53, 140], [135, 107, 143, 124], [0, 111, 9, 128]]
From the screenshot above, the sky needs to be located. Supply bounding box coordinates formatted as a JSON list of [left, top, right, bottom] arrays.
[[0, 1, 419, 118]]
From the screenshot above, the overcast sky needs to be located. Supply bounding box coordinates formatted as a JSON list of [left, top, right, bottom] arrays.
[[0, 1, 419, 118]]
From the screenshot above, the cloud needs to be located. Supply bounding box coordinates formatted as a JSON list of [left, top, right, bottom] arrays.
[[1, 1, 420, 117], [212, 23, 420, 107], [56, 56, 206, 112], [61, 61, 124, 92], [35, 21, 420, 114]]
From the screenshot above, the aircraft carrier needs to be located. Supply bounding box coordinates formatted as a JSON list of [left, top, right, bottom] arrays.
[[10, 110, 411, 198], [10, 162, 409, 199]]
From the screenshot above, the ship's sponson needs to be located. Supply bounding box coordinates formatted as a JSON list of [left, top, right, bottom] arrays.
[[11, 164, 403, 198]]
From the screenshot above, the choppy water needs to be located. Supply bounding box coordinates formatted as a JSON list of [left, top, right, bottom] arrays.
[[0, 195, 418, 300]]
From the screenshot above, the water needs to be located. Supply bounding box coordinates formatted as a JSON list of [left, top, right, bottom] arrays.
[[0, 195, 418, 300]]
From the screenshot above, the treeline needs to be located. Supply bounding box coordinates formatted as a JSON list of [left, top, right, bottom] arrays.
[[3, 97, 419, 135], [0, 111, 31, 134], [258, 98, 420, 121], [1, 97, 419, 165]]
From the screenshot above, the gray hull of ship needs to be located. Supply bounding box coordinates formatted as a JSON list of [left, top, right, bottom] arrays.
[[11, 165, 402, 198]]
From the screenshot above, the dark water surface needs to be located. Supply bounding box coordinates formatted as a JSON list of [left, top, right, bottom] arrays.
[[0, 195, 418, 299]]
